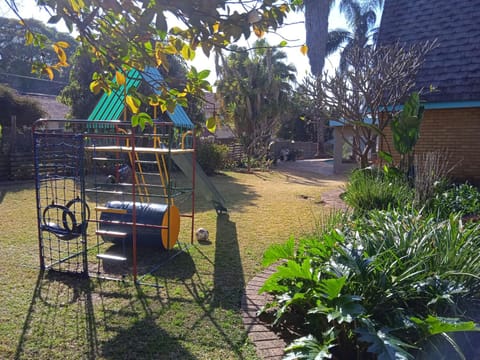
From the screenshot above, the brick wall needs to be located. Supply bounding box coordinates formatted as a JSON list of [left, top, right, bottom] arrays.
[[381, 107, 480, 184]]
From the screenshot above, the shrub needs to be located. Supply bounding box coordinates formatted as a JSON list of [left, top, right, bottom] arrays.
[[260, 210, 480, 359], [0, 85, 45, 128], [342, 167, 413, 214], [429, 183, 480, 219], [414, 150, 456, 204], [196, 142, 229, 175]]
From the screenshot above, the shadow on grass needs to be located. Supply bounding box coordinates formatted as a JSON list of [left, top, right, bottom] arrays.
[[15, 269, 195, 359], [191, 172, 260, 214], [0, 180, 34, 204], [212, 213, 244, 309], [15, 270, 98, 360]]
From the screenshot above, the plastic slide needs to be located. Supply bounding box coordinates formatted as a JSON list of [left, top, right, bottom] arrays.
[[171, 153, 228, 214]]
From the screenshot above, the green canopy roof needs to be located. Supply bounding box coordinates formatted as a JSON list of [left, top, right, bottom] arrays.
[[88, 67, 194, 129]]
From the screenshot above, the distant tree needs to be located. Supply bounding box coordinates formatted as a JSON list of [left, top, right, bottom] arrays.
[[0, 17, 76, 95], [216, 39, 296, 169], [58, 49, 102, 118], [321, 42, 436, 168], [326, 0, 381, 71], [298, 73, 329, 156]]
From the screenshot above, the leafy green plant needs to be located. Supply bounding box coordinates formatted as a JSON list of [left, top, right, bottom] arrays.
[[343, 167, 413, 214], [196, 142, 229, 175], [390, 92, 424, 174], [429, 183, 480, 219], [260, 210, 480, 359]]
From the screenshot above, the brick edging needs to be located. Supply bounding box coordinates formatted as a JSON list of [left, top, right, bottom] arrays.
[[241, 189, 347, 359], [241, 265, 286, 360]]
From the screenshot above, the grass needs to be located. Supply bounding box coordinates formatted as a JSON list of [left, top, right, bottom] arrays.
[[0, 167, 345, 359]]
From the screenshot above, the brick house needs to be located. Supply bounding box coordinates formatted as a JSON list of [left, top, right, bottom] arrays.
[[378, 0, 480, 184]]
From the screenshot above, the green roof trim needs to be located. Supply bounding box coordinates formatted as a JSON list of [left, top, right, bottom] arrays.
[[142, 66, 194, 129], [87, 66, 194, 129], [88, 69, 142, 121]]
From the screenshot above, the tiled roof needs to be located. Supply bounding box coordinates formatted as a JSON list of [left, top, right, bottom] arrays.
[[377, 0, 480, 103]]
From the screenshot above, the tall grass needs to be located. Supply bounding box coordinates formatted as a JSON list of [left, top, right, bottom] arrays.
[[342, 168, 413, 214]]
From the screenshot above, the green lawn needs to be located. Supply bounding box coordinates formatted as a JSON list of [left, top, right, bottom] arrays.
[[0, 169, 344, 359]]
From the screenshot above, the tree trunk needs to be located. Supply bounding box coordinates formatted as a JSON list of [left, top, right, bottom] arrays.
[[305, 0, 330, 156], [304, 0, 331, 76], [315, 115, 326, 157]]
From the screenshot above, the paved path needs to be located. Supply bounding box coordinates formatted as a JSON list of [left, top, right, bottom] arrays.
[[274, 158, 334, 176]]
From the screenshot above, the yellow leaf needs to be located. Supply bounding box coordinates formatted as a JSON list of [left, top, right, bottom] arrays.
[[253, 25, 265, 38], [115, 71, 126, 85], [212, 22, 220, 33], [206, 117, 216, 133], [69, 0, 80, 12], [148, 96, 159, 106], [44, 66, 54, 80], [55, 41, 70, 48], [89, 80, 102, 94], [279, 4, 289, 13], [300, 44, 308, 56], [19, 20, 25, 26], [53, 45, 67, 64], [181, 45, 195, 61], [25, 30, 33, 45], [126, 95, 139, 114]]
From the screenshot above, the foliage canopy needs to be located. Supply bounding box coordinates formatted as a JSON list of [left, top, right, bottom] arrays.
[[10, 0, 301, 127]]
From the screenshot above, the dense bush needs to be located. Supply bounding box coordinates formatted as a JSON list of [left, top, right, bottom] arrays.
[[342, 167, 413, 214], [0, 85, 45, 127], [429, 183, 480, 219], [260, 210, 480, 359], [196, 142, 229, 175]]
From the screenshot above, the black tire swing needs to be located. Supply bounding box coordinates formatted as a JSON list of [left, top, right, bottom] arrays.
[[41, 197, 90, 240]]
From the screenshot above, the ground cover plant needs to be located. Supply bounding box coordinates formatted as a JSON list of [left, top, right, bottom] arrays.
[[0, 167, 345, 359], [260, 210, 480, 359], [260, 162, 480, 359]]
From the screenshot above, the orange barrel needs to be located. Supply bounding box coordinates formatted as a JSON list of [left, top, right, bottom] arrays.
[[99, 201, 180, 250]]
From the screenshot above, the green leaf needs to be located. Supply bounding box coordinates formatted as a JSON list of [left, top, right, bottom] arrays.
[[356, 327, 414, 360], [318, 277, 346, 300], [279, 40, 287, 47], [197, 69, 211, 80], [262, 236, 295, 267], [411, 316, 479, 336], [378, 150, 393, 164], [284, 335, 334, 359], [48, 15, 62, 24]]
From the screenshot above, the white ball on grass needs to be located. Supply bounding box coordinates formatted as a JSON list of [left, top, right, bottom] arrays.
[[196, 228, 209, 242]]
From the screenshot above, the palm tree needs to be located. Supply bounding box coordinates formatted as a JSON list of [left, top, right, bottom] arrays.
[[301, 0, 383, 75], [326, 0, 382, 71], [304, 0, 333, 76], [300, 0, 382, 156], [216, 40, 297, 170]]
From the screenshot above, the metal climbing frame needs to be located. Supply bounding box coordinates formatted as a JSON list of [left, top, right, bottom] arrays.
[[33, 119, 196, 285]]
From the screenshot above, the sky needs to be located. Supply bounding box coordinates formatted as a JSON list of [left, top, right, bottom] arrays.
[[0, 0, 349, 84]]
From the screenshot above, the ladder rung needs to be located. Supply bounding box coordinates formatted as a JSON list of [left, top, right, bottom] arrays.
[[96, 254, 127, 261], [136, 172, 163, 176], [96, 230, 128, 237], [95, 206, 128, 214], [92, 157, 114, 161], [135, 160, 158, 164]]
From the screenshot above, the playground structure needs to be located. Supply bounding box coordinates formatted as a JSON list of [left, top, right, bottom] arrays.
[[33, 67, 227, 284]]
